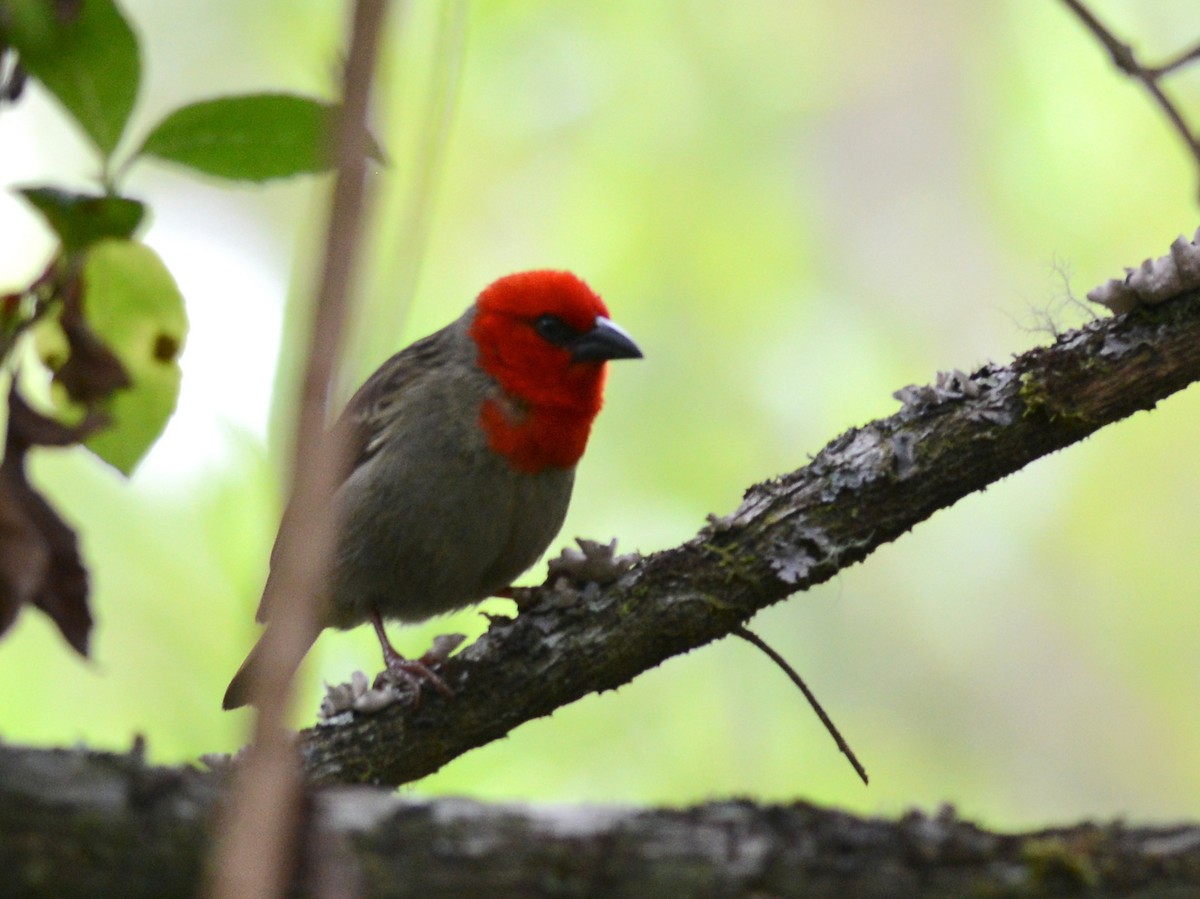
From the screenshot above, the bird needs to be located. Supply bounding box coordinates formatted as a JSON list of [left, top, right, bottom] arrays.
[[222, 270, 642, 710]]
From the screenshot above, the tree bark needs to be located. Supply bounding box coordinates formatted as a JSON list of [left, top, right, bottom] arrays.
[[3, 743, 1199, 898], [10, 257, 1200, 896], [300, 287, 1200, 788]]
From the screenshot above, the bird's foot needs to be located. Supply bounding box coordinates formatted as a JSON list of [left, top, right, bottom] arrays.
[[368, 608, 462, 704], [373, 632, 464, 705], [318, 637, 462, 722]]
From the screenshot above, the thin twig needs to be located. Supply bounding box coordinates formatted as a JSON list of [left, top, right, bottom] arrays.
[[1058, 0, 1200, 198], [733, 626, 868, 786], [1148, 39, 1200, 77], [206, 3, 391, 898]]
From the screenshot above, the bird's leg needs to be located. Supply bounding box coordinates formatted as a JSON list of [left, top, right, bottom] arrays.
[[369, 608, 455, 700]]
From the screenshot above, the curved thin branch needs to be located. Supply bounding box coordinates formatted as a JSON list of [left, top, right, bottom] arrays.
[[300, 275, 1200, 787], [734, 625, 868, 786], [1058, 0, 1200, 198]]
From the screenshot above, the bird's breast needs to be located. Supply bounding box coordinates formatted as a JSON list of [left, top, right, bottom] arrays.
[[328, 385, 576, 627]]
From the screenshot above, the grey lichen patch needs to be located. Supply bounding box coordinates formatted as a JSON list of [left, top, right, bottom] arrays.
[[894, 368, 980, 413], [766, 526, 831, 586], [962, 366, 1018, 427], [546, 538, 639, 587], [703, 511, 739, 535], [319, 670, 404, 723], [894, 366, 1013, 426], [898, 804, 1000, 864], [768, 552, 812, 586], [1094, 329, 1152, 361], [890, 432, 918, 479], [1089, 227, 1200, 313], [507, 539, 636, 617], [812, 425, 891, 498]]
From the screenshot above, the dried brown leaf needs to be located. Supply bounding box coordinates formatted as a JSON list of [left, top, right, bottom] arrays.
[[0, 386, 93, 655]]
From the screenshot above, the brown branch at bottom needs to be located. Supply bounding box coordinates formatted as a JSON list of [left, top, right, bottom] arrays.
[[3, 743, 1200, 898], [297, 280, 1200, 788]]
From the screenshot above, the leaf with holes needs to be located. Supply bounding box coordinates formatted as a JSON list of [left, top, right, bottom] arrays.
[[67, 240, 187, 474]]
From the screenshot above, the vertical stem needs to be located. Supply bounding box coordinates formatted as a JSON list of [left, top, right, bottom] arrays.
[[206, 2, 391, 897]]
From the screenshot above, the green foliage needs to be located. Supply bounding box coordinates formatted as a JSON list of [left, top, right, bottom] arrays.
[[0, 0, 355, 184], [0, 0, 369, 474], [70, 240, 187, 474], [0, 1, 374, 664], [139, 93, 363, 183], [17, 188, 145, 250], [0, 0, 140, 157]]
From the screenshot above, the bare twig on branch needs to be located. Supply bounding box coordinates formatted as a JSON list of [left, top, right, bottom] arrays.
[[1058, 0, 1200, 200], [733, 625, 869, 786], [298, 237, 1200, 788], [206, 2, 390, 898]]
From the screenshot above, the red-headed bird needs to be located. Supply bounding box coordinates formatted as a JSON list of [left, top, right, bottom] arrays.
[[223, 270, 642, 710]]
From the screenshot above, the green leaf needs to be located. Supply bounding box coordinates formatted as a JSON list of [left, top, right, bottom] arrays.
[[72, 240, 187, 474], [0, 0, 140, 157], [136, 93, 372, 182], [17, 187, 145, 250]]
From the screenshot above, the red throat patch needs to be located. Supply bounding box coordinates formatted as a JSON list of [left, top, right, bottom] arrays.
[[479, 394, 601, 473], [470, 271, 611, 473]]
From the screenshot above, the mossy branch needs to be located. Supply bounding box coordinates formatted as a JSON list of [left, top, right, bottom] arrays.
[[3, 743, 1199, 898], [299, 281, 1200, 786]]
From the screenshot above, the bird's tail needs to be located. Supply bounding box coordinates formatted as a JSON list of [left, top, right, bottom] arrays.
[[221, 623, 319, 711]]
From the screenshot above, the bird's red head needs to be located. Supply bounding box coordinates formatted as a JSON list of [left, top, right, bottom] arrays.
[[470, 270, 641, 473]]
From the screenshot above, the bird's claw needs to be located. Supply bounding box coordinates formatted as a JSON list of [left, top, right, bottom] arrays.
[[374, 658, 453, 706], [375, 633, 464, 704]]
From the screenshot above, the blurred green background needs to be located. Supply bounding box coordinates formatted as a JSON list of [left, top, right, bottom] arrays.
[[2, 0, 1199, 828]]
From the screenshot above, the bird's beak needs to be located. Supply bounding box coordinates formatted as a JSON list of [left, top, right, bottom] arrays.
[[570, 316, 644, 363]]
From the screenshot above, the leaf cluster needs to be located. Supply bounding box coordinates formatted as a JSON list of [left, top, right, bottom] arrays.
[[0, 0, 372, 656]]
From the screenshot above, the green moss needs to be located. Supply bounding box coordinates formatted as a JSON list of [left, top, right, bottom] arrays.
[[1017, 372, 1091, 426], [1022, 836, 1100, 893]]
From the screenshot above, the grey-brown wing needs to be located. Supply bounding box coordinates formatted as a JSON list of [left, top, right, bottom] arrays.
[[337, 325, 455, 476], [254, 321, 461, 623]]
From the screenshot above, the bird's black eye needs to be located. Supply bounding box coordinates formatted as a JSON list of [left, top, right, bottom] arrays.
[[533, 314, 582, 347]]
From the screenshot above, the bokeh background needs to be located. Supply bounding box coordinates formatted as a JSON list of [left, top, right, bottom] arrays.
[[1, 0, 1198, 828]]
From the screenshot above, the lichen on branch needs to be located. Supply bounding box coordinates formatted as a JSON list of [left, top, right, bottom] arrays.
[[300, 240, 1200, 788]]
